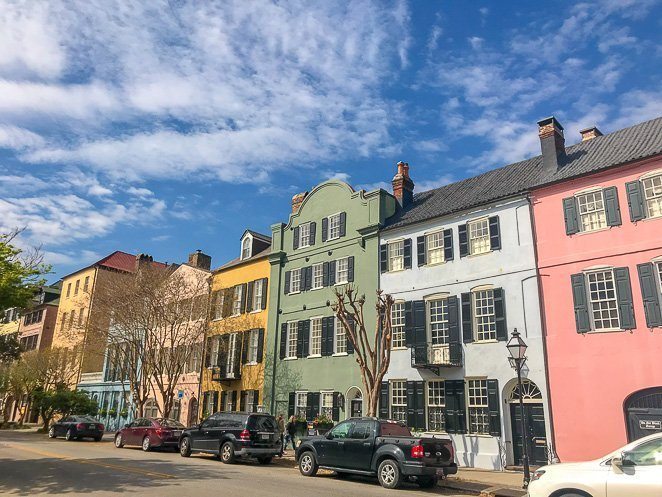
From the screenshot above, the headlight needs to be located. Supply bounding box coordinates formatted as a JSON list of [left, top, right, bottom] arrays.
[[531, 469, 546, 481]]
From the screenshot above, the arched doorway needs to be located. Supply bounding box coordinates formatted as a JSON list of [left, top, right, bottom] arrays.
[[346, 387, 362, 418], [507, 379, 547, 466], [625, 387, 662, 442], [187, 397, 198, 426]]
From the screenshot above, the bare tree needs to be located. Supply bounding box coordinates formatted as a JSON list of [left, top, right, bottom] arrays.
[[332, 286, 394, 417]]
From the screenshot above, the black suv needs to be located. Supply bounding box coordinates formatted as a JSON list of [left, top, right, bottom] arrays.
[[179, 412, 281, 464]]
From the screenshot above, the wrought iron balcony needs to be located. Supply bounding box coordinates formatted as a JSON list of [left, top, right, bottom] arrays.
[[411, 342, 462, 374], [211, 363, 241, 382]]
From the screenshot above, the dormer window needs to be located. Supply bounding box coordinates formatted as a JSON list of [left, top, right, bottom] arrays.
[[241, 236, 252, 260]]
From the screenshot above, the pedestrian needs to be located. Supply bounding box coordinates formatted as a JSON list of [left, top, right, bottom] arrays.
[[276, 414, 285, 456], [285, 415, 297, 451]]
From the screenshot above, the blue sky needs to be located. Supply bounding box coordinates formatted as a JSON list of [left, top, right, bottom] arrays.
[[1, 0, 660, 281]]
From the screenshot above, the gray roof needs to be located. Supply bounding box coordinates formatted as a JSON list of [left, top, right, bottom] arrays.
[[213, 246, 271, 272], [243, 229, 271, 243], [384, 116, 662, 231]]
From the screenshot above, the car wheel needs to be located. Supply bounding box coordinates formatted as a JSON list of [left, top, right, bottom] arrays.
[[298, 451, 318, 477], [48, 427, 56, 439], [115, 434, 124, 448], [257, 456, 272, 465], [220, 442, 235, 464], [417, 476, 437, 488], [377, 459, 402, 489], [142, 436, 151, 452], [65, 429, 75, 441], [179, 437, 192, 457]]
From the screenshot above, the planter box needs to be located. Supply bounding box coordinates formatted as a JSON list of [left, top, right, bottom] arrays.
[[294, 421, 308, 437], [315, 423, 334, 435]]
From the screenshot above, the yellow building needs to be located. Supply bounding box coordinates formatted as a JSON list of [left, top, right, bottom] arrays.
[[201, 230, 271, 417]]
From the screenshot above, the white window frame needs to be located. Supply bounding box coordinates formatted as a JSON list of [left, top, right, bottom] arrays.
[[390, 380, 407, 423], [585, 268, 621, 331], [247, 329, 259, 364], [472, 288, 496, 342], [224, 390, 234, 411], [320, 391, 334, 418], [426, 230, 445, 265], [212, 291, 224, 320], [327, 213, 342, 240], [641, 172, 662, 219], [299, 222, 311, 248], [295, 391, 308, 418], [391, 301, 406, 349], [290, 268, 302, 294], [468, 217, 491, 255], [387, 240, 404, 272], [575, 189, 607, 233], [311, 263, 324, 290], [428, 297, 450, 345], [286, 322, 298, 359], [241, 236, 252, 260], [335, 257, 349, 285], [427, 380, 446, 432], [467, 379, 490, 435], [656, 261, 662, 295], [334, 317, 346, 355], [226, 333, 238, 374], [309, 317, 322, 357], [245, 390, 257, 412], [252, 279, 264, 311], [232, 286, 243, 316]]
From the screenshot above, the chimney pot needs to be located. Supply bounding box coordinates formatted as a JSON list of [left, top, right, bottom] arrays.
[[579, 126, 603, 142], [291, 191, 308, 213], [537, 116, 566, 173], [392, 160, 414, 208]]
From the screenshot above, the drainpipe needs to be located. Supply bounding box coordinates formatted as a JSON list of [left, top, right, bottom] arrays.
[[269, 256, 284, 414]]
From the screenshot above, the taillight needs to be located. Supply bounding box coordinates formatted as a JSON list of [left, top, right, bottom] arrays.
[[239, 429, 251, 441], [411, 444, 424, 459], [98, 424, 104, 431], [76, 423, 85, 430]]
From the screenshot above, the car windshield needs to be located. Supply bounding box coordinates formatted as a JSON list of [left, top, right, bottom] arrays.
[[247, 415, 277, 431], [379, 422, 411, 437], [76, 416, 98, 423], [156, 419, 185, 429]]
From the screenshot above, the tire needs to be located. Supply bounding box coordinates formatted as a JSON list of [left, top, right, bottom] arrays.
[[179, 437, 192, 457], [220, 442, 235, 464], [257, 456, 272, 465], [298, 451, 318, 477], [377, 459, 402, 489], [65, 429, 75, 441], [142, 436, 151, 452], [417, 476, 437, 488], [115, 434, 124, 448], [48, 427, 56, 439], [559, 494, 588, 497]]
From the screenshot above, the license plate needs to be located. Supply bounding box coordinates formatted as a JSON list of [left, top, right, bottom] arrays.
[[173, 431, 181, 437], [435, 468, 446, 476], [260, 434, 269, 440], [89, 424, 96, 429]]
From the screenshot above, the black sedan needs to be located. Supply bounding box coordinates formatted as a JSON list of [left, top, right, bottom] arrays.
[[48, 415, 105, 441]]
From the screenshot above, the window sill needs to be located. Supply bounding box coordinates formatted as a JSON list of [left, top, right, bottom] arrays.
[[244, 362, 258, 366], [327, 236, 340, 242], [466, 250, 492, 258], [307, 354, 321, 359], [311, 286, 323, 291], [573, 226, 611, 236], [391, 346, 408, 351], [249, 309, 261, 314], [211, 317, 224, 322], [472, 339, 498, 344], [425, 260, 446, 267], [289, 291, 301, 295], [387, 268, 406, 274], [283, 357, 298, 361], [332, 352, 348, 357], [586, 328, 625, 334], [334, 281, 349, 286]]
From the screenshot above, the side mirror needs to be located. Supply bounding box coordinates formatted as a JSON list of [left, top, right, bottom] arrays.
[[326, 432, 333, 440], [611, 455, 623, 468]]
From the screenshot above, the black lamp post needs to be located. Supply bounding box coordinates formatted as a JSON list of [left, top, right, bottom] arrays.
[[506, 328, 531, 489]]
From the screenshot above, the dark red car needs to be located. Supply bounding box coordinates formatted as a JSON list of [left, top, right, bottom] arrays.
[[114, 417, 185, 451]]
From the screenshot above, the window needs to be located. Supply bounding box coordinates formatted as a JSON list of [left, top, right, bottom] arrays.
[[232, 286, 243, 315], [172, 400, 182, 422], [295, 392, 307, 418], [66, 283, 71, 298], [252, 279, 264, 310], [391, 302, 406, 348], [144, 400, 159, 418], [83, 276, 90, 292], [20, 335, 38, 351], [210, 336, 220, 367], [426, 231, 445, 265], [312, 264, 323, 290], [388, 241, 404, 272], [334, 317, 346, 354], [290, 268, 301, 293], [587, 269, 620, 330], [427, 381, 445, 431], [78, 307, 85, 327], [247, 329, 259, 363], [212, 291, 224, 320], [657, 262, 662, 293], [473, 289, 496, 341], [642, 174, 662, 219], [321, 391, 334, 418], [576, 190, 607, 232], [224, 390, 234, 411], [241, 237, 251, 260], [69, 310, 76, 329], [390, 380, 407, 423], [335, 257, 349, 284], [60, 312, 67, 331], [309, 318, 322, 356], [468, 218, 490, 255], [187, 343, 202, 373], [287, 322, 298, 359], [299, 223, 311, 248], [245, 390, 257, 413], [625, 438, 662, 466], [429, 298, 449, 345], [467, 379, 490, 435], [226, 334, 238, 373], [328, 213, 341, 240], [74, 279, 80, 296]]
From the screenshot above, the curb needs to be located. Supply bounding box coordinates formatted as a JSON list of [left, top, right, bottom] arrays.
[[442, 478, 526, 497]]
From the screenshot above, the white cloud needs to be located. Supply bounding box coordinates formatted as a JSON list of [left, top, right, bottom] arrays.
[[127, 187, 154, 198], [0, 125, 45, 150], [468, 37, 484, 50], [414, 139, 448, 153], [322, 171, 351, 183]]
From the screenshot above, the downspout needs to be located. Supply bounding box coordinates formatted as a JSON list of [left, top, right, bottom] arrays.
[[196, 275, 211, 423], [269, 256, 284, 414]]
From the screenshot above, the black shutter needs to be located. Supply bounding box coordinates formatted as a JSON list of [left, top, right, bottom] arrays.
[[404, 301, 414, 347], [339, 212, 347, 237], [406, 381, 416, 428], [412, 300, 426, 346], [231, 390, 238, 411], [332, 392, 341, 421], [322, 217, 329, 242], [444, 380, 466, 434], [347, 256, 355, 283], [322, 262, 330, 287], [302, 320, 310, 357], [204, 337, 212, 367], [240, 391, 246, 412], [638, 263, 662, 328], [311, 392, 321, 419], [293, 226, 300, 250], [260, 278, 268, 310], [489, 216, 501, 251], [458, 224, 469, 257], [461, 293, 473, 343], [241, 332, 248, 364], [213, 391, 220, 413], [417, 236, 426, 266], [380, 244, 388, 273], [456, 381, 467, 433], [379, 382, 389, 419], [562, 197, 580, 235], [328, 260, 336, 286], [346, 316, 355, 354], [303, 266, 312, 291], [256, 328, 265, 363], [443, 228, 454, 261], [321, 317, 332, 356], [309, 221, 316, 245], [246, 281, 254, 313], [494, 288, 507, 341], [279, 323, 287, 359], [415, 381, 425, 430], [614, 267, 636, 330], [306, 392, 314, 421], [284, 271, 291, 295], [603, 186, 622, 227], [403, 238, 412, 269], [297, 320, 305, 358], [253, 390, 260, 412], [571, 274, 591, 333], [487, 379, 501, 436], [240, 283, 248, 313], [448, 296, 460, 344], [288, 392, 295, 417], [222, 288, 233, 317], [202, 392, 210, 416], [625, 180, 646, 222]]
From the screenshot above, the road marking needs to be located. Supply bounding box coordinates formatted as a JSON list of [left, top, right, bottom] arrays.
[[5, 443, 177, 479]]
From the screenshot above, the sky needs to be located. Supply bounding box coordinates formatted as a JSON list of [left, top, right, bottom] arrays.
[[1, 0, 661, 281]]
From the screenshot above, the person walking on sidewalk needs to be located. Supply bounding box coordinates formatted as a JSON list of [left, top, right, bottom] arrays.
[[276, 414, 285, 456], [285, 415, 297, 452]]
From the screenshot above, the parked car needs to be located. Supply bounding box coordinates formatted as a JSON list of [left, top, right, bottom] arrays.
[[179, 411, 281, 464], [48, 415, 104, 442], [114, 417, 185, 451], [528, 432, 662, 497], [295, 417, 457, 489]]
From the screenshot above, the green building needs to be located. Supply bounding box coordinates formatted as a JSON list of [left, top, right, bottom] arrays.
[[264, 179, 396, 422]]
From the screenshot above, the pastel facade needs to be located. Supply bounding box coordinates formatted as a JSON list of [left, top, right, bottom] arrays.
[[17, 285, 60, 352]]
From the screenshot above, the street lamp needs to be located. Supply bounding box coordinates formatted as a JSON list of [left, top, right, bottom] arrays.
[[506, 328, 531, 489]]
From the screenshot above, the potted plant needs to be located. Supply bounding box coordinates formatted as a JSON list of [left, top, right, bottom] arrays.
[[294, 415, 308, 437], [107, 408, 117, 418], [312, 414, 334, 434], [98, 408, 108, 417], [119, 408, 128, 418]]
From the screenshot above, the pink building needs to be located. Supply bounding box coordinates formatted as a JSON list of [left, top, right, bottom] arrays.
[[531, 117, 662, 461]]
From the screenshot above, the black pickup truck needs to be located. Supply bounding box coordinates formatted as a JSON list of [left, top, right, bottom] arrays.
[[295, 417, 457, 489]]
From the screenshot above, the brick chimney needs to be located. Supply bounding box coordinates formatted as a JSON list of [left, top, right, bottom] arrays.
[[579, 126, 603, 142], [392, 161, 414, 208], [537, 117, 566, 173], [291, 192, 308, 213], [188, 249, 211, 271], [134, 253, 153, 271]]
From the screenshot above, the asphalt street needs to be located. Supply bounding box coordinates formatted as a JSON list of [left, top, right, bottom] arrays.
[[0, 430, 472, 497]]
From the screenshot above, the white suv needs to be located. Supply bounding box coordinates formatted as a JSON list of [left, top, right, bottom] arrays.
[[528, 433, 662, 497]]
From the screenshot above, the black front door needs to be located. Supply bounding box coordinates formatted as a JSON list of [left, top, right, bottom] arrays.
[[626, 388, 662, 442], [351, 399, 362, 418], [510, 403, 547, 466]]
